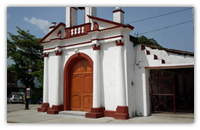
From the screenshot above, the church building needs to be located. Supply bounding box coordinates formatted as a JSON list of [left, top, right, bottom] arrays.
[[38, 7, 194, 120]]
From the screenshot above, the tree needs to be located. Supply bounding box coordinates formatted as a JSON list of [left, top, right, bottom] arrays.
[[137, 35, 162, 48], [32, 60, 44, 88], [7, 27, 43, 89]]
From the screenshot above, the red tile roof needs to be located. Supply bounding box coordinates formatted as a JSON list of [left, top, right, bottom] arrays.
[[130, 35, 194, 56]]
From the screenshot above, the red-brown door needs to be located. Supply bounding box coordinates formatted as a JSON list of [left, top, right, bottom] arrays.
[[70, 59, 93, 111]]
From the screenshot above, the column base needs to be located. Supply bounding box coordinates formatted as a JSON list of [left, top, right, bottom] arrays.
[[113, 106, 129, 120], [47, 105, 63, 114], [104, 110, 116, 117], [37, 103, 49, 112], [85, 107, 105, 118]]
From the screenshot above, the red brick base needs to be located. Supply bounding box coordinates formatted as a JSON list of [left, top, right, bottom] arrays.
[[86, 106, 129, 119], [85, 107, 105, 118], [37, 103, 49, 112], [113, 106, 129, 120], [104, 110, 116, 117], [47, 105, 64, 114], [38, 103, 129, 119]]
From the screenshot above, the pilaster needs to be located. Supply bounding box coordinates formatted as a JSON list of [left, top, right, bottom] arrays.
[[113, 39, 129, 119], [92, 42, 100, 108], [86, 42, 103, 118], [38, 52, 49, 112], [47, 49, 63, 114], [54, 49, 62, 105]]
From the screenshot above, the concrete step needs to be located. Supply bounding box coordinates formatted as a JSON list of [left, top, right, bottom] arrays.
[[59, 110, 87, 116], [151, 113, 194, 119]]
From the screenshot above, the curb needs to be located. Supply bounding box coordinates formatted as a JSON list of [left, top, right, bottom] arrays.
[[7, 121, 20, 123], [151, 113, 194, 119]]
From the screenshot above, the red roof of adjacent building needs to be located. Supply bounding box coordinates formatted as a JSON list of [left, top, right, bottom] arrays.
[[130, 35, 194, 56]]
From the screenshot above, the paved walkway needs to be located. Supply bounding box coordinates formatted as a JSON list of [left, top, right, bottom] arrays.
[[7, 104, 40, 113], [7, 105, 194, 123]]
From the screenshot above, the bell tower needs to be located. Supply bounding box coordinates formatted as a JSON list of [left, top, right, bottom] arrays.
[[84, 7, 97, 23], [66, 7, 97, 27], [66, 7, 78, 27]]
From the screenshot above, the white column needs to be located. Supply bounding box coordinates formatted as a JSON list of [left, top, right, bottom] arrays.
[[54, 50, 62, 105], [66, 7, 70, 27], [66, 7, 77, 27], [43, 53, 49, 103], [85, 7, 97, 23], [142, 72, 147, 116], [116, 40, 126, 106], [92, 43, 100, 108], [71, 7, 77, 27]]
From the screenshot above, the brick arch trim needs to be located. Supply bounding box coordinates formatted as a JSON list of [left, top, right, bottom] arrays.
[[63, 52, 93, 110]]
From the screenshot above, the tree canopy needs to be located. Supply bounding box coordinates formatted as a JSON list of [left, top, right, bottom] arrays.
[[7, 27, 43, 88], [137, 35, 162, 48]]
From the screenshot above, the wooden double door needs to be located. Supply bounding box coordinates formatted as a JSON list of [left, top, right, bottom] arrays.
[[70, 59, 93, 111]]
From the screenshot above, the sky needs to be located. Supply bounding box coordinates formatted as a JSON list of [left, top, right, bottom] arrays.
[[6, 6, 194, 66]]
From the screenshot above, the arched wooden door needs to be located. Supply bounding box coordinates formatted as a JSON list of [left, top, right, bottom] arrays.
[[70, 59, 93, 111]]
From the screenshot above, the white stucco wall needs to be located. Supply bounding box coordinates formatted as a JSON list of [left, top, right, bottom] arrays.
[[132, 44, 194, 116], [46, 40, 125, 110], [145, 46, 194, 65], [99, 41, 118, 110]]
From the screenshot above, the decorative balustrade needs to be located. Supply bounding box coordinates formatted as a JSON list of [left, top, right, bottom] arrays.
[[65, 23, 91, 38]]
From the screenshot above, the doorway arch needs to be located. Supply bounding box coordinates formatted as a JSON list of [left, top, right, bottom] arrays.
[[63, 53, 93, 111]]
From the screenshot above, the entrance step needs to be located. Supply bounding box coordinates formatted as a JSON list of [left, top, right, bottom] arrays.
[[151, 113, 194, 119], [59, 111, 87, 116]]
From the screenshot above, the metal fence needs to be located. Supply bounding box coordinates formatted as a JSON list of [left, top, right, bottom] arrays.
[[149, 77, 175, 113]]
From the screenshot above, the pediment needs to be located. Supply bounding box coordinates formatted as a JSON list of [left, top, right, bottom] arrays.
[[87, 15, 123, 30], [39, 16, 134, 45], [39, 22, 66, 44], [87, 15, 134, 31]]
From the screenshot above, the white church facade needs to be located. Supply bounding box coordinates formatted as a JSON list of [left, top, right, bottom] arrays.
[[38, 7, 194, 120]]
